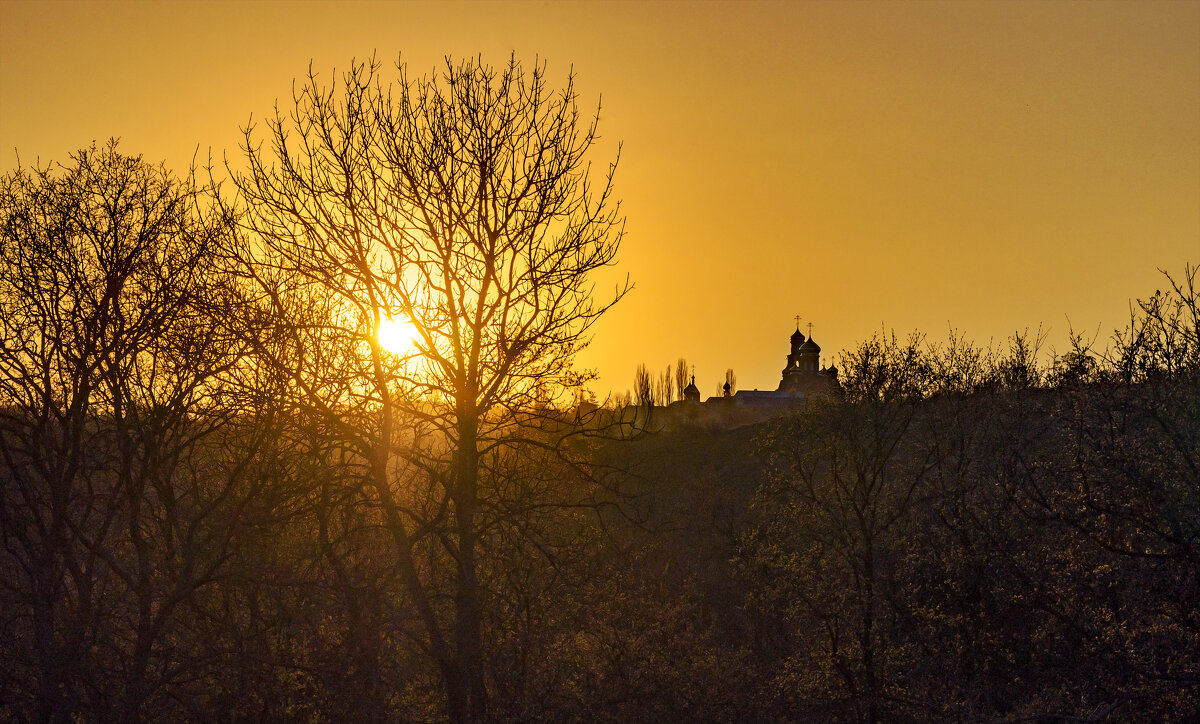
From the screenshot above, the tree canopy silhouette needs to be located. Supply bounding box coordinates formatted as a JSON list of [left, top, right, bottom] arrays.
[[227, 55, 626, 721], [0, 141, 284, 721]]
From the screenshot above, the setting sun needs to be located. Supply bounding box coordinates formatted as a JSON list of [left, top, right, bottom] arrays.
[[377, 316, 418, 356]]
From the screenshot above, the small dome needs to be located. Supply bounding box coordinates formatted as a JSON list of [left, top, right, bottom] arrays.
[[790, 328, 806, 343], [800, 336, 820, 352], [683, 375, 701, 401]]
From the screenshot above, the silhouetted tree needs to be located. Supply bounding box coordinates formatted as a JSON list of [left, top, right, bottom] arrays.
[[228, 56, 626, 721], [996, 328, 1046, 389], [0, 142, 276, 721], [634, 363, 653, 408], [674, 358, 690, 401], [657, 365, 674, 406]]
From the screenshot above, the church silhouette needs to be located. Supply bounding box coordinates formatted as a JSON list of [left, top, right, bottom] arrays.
[[677, 323, 840, 410]]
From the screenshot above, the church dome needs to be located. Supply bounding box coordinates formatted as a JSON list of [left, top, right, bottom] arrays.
[[683, 376, 701, 402], [800, 336, 820, 352], [791, 328, 806, 344]]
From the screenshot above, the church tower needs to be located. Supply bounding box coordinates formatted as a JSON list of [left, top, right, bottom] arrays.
[[785, 326, 805, 370], [779, 323, 806, 391], [779, 321, 827, 391], [799, 332, 820, 372]]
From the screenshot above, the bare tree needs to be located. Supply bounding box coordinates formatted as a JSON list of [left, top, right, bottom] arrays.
[[674, 358, 690, 401], [634, 363, 653, 408], [656, 365, 674, 406], [228, 56, 626, 721], [725, 368, 737, 395], [0, 142, 268, 721]]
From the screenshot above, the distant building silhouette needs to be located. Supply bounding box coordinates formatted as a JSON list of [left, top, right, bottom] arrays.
[[669, 323, 840, 418], [775, 324, 838, 396]]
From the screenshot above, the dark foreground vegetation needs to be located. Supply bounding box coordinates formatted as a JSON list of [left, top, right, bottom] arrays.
[[601, 286, 1200, 722], [2, 55, 1197, 722]]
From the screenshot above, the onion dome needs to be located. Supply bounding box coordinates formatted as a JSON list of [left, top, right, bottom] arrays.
[[791, 327, 806, 344], [683, 375, 701, 402], [800, 336, 820, 353]]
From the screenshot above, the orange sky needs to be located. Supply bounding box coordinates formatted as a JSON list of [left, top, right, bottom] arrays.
[[2, 0, 1197, 397]]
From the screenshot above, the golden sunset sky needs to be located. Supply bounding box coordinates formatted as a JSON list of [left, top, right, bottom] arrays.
[[2, 0, 1197, 397]]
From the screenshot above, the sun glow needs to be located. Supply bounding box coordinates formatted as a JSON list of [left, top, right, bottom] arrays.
[[377, 316, 419, 356]]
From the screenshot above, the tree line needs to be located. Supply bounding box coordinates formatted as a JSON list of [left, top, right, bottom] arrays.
[[630, 360, 736, 407]]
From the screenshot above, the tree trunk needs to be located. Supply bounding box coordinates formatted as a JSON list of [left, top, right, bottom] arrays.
[[453, 407, 487, 721]]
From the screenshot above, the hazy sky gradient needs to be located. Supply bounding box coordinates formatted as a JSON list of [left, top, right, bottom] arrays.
[[2, 0, 1197, 396]]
